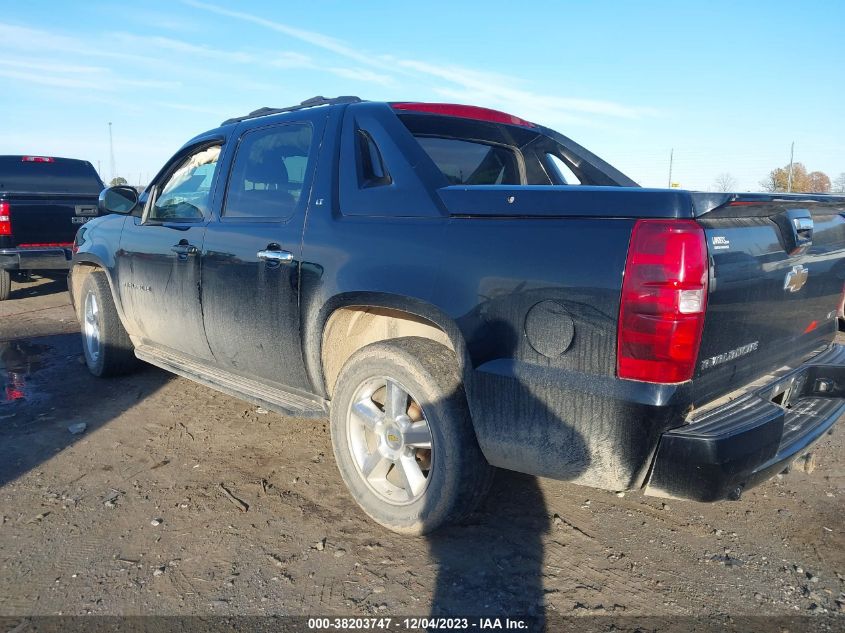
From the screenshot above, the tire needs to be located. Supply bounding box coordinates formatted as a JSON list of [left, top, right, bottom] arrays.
[[78, 271, 139, 377], [0, 269, 10, 301], [329, 337, 495, 535]]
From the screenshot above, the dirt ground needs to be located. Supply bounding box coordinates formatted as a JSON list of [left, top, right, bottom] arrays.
[[0, 274, 843, 622]]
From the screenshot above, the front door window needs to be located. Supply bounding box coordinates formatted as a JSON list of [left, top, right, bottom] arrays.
[[151, 145, 221, 221]]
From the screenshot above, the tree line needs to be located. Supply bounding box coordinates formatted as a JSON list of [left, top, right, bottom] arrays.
[[711, 166, 845, 193], [759, 163, 843, 194]]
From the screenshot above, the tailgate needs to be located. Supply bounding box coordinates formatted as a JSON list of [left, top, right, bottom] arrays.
[[692, 193, 845, 405], [7, 194, 99, 246]]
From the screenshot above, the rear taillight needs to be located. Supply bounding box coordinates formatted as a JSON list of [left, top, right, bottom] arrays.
[[617, 219, 708, 384], [0, 201, 10, 236]]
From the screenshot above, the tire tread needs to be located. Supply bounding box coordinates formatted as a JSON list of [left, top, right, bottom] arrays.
[[0, 269, 10, 301], [79, 270, 138, 377]]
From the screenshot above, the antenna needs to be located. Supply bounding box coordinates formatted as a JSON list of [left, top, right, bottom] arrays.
[[667, 148, 674, 188], [108, 122, 116, 183], [787, 141, 795, 193]]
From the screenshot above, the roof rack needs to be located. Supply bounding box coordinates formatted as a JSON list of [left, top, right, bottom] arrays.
[[221, 95, 363, 126]]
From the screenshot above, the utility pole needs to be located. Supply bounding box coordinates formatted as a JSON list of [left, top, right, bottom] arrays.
[[668, 148, 674, 188], [108, 122, 116, 183], [786, 141, 795, 193], [97, 160, 101, 178]]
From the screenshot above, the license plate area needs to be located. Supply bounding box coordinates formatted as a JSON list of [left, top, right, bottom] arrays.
[[767, 374, 805, 408], [74, 205, 97, 216]]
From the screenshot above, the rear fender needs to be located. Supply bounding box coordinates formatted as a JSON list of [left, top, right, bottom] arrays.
[[305, 292, 472, 401]]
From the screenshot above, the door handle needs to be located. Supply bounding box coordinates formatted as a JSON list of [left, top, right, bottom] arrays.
[[171, 243, 198, 256], [257, 249, 293, 263]]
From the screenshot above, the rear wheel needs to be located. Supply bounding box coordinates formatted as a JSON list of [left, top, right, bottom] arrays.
[[329, 337, 494, 535], [0, 269, 10, 301], [79, 271, 138, 376]]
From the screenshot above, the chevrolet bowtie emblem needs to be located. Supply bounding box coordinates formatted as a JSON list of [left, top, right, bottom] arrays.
[[784, 265, 809, 293]]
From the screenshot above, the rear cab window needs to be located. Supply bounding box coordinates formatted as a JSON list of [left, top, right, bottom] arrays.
[[414, 137, 520, 185], [0, 156, 103, 194], [395, 112, 592, 186]]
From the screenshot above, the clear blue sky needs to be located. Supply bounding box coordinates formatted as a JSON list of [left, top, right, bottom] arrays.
[[1, 1, 842, 191]]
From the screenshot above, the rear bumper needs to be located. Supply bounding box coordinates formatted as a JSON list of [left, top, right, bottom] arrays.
[[0, 247, 72, 271], [468, 359, 690, 491], [645, 344, 845, 501]]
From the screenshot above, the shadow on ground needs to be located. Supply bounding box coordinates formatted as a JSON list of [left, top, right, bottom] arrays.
[[0, 332, 173, 487], [7, 273, 69, 301], [428, 471, 551, 617], [425, 320, 589, 623]]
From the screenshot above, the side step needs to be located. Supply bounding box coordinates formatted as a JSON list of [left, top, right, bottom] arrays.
[[135, 344, 328, 419]]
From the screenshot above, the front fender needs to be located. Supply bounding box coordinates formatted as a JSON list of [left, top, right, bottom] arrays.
[[71, 215, 129, 328]]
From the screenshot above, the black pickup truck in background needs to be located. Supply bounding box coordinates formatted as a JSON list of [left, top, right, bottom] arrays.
[[0, 155, 104, 300], [70, 97, 845, 534]]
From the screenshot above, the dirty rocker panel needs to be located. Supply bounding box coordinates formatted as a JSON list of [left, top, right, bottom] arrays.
[[134, 344, 327, 419]]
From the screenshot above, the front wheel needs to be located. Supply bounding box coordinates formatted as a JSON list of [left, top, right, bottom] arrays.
[[78, 271, 138, 377], [0, 269, 10, 301], [329, 337, 494, 535]]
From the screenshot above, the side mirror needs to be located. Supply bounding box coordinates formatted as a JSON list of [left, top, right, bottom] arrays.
[[99, 185, 139, 215]]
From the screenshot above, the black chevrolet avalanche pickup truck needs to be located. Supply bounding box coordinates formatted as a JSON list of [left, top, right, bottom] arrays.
[[0, 155, 104, 300], [69, 96, 845, 534]]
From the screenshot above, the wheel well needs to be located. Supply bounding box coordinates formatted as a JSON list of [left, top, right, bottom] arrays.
[[321, 306, 454, 396], [69, 263, 101, 313]]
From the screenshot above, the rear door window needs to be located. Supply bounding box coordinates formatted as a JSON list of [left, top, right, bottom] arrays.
[[223, 123, 314, 220], [414, 137, 521, 185]]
